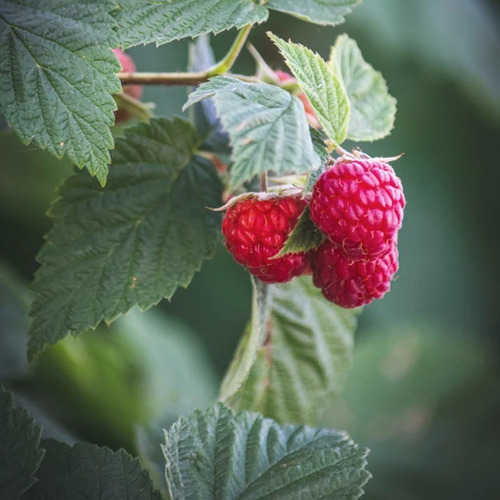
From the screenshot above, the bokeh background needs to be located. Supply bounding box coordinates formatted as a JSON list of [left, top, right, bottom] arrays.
[[1, 0, 499, 498]]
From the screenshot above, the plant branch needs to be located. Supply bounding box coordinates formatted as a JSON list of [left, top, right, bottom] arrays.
[[206, 24, 253, 76], [118, 71, 257, 86]]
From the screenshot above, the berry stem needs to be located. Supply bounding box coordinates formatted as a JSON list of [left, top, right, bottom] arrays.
[[118, 25, 255, 86], [113, 93, 155, 121], [260, 172, 268, 192]]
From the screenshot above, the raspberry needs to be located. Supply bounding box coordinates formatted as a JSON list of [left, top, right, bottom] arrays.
[[310, 159, 405, 259], [222, 195, 308, 283], [310, 240, 399, 308], [113, 49, 142, 123]]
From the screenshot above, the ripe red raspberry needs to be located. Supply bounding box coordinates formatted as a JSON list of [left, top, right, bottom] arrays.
[[222, 195, 308, 283], [113, 49, 142, 123], [310, 240, 399, 308], [310, 159, 405, 259]]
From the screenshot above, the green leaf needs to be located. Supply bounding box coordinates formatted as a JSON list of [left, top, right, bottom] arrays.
[[277, 206, 324, 256], [0, 0, 121, 184], [114, 0, 268, 48], [0, 387, 44, 498], [163, 403, 371, 500], [305, 128, 330, 192], [226, 276, 358, 425], [219, 278, 273, 402], [24, 438, 161, 499], [269, 33, 350, 147], [28, 117, 222, 360], [184, 77, 320, 190], [330, 34, 397, 141], [268, 0, 361, 26]]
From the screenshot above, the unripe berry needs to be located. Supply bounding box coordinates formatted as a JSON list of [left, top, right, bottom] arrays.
[[310, 159, 405, 259], [310, 240, 399, 308], [113, 48, 142, 123], [221, 195, 308, 283]]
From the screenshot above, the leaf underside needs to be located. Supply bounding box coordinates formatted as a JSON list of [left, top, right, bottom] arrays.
[[226, 276, 359, 425], [185, 76, 320, 190], [163, 403, 371, 500], [28, 117, 222, 360], [0, 0, 121, 184]]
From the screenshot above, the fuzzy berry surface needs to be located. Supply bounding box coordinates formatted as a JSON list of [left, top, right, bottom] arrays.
[[113, 49, 142, 123], [310, 159, 405, 259], [222, 195, 308, 283], [310, 240, 399, 308]]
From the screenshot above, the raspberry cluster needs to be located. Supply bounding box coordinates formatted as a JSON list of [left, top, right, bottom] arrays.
[[220, 158, 404, 308], [309, 159, 405, 307]]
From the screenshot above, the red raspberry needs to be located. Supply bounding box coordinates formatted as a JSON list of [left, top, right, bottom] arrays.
[[113, 49, 142, 123], [222, 195, 308, 283], [310, 240, 399, 308], [310, 159, 405, 259]]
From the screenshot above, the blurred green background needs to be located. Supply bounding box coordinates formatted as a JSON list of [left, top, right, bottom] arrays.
[[1, 0, 499, 498]]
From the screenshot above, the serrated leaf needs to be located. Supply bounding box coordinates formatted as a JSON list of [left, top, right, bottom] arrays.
[[0, 0, 121, 184], [278, 206, 324, 256], [28, 117, 222, 359], [270, 33, 350, 147], [330, 34, 397, 141], [114, 0, 268, 48], [219, 278, 273, 402], [184, 77, 320, 190], [306, 127, 330, 191], [268, 0, 361, 26], [226, 276, 358, 425], [23, 438, 161, 499], [0, 387, 44, 498], [163, 403, 371, 500]]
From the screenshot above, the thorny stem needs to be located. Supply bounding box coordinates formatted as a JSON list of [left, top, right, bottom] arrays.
[[118, 25, 254, 86]]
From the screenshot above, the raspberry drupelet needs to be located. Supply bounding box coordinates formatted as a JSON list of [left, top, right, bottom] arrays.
[[222, 195, 308, 283], [309, 159, 405, 259]]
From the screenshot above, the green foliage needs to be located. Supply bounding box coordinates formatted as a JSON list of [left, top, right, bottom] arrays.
[[163, 403, 371, 500], [23, 438, 161, 499], [269, 33, 350, 147], [330, 35, 397, 141], [32, 307, 218, 450], [278, 206, 325, 256], [184, 77, 320, 190], [0, 387, 44, 498], [0, 0, 121, 185], [114, 0, 268, 47], [28, 117, 222, 359], [219, 278, 273, 402], [267, 0, 361, 25], [224, 277, 358, 425]]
